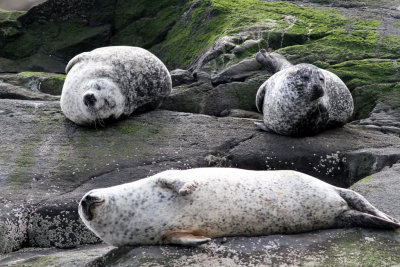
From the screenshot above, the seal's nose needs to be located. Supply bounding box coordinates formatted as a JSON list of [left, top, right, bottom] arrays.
[[83, 94, 97, 107], [311, 84, 324, 101], [80, 195, 104, 221]]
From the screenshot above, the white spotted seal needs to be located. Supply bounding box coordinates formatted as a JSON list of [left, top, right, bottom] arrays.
[[78, 168, 399, 247], [60, 46, 172, 126], [255, 51, 353, 136]]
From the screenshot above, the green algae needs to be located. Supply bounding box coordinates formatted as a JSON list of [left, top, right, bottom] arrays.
[[9, 136, 41, 188]]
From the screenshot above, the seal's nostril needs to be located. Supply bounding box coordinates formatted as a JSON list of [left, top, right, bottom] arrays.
[[84, 94, 97, 107]]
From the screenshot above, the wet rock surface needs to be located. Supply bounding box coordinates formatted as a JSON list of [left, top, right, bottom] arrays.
[[1, 228, 399, 267], [0, 97, 399, 262]]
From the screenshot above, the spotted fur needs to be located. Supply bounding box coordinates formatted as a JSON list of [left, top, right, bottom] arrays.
[[256, 63, 353, 136], [78, 168, 399, 247], [60, 46, 172, 126]]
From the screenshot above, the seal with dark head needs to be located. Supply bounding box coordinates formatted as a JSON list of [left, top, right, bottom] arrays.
[[255, 50, 353, 136], [78, 168, 399, 247], [60, 46, 172, 126]]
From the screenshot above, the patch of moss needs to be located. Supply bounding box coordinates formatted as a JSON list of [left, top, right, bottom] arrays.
[[0, 9, 25, 23], [118, 124, 142, 134], [9, 136, 41, 188], [18, 71, 65, 78], [2, 19, 110, 60], [380, 35, 400, 59], [157, 0, 349, 68], [111, 5, 183, 49], [328, 59, 398, 90], [225, 74, 270, 112], [351, 83, 400, 118], [350, 175, 372, 188], [319, 230, 400, 266]]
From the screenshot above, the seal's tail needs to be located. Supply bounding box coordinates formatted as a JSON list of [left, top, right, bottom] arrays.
[[334, 187, 400, 229]]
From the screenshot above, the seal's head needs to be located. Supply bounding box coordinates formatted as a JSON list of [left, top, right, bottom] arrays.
[[289, 64, 326, 102], [78, 189, 112, 240], [61, 74, 126, 126]]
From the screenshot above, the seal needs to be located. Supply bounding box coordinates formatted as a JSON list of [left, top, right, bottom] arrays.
[[78, 168, 399, 247], [255, 50, 353, 136], [60, 46, 172, 126]]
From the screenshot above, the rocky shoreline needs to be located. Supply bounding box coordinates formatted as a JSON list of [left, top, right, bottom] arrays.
[[1, 0, 400, 266]]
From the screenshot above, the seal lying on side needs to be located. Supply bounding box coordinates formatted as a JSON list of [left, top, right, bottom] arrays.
[[60, 46, 172, 126], [78, 168, 399, 247], [255, 50, 353, 136]]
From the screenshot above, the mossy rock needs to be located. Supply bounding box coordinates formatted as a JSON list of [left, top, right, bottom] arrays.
[[0, 72, 65, 95]]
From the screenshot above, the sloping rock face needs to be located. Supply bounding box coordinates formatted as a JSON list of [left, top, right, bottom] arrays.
[[0, 98, 399, 258]]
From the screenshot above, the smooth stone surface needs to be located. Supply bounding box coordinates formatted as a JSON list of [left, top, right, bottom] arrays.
[[3, 228, 398, 267], [0, 99, 400, 254], [352, 163, 400, 220]]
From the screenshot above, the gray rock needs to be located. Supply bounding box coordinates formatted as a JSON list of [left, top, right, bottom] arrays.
[[211, 58, 263, 85], [170, 69, 196, 87], [84, 229, 400, 266], [351, 102, 400, 135], [4, 228, 398, 267], [0, 72, 65, 96], [1, 99, 400, 255], [0, 243, 113, 267], [162, 74, 269, 116], [0, 82, 60, 101], [351, 163, 400, 220]]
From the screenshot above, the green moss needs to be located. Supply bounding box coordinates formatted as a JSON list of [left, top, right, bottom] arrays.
[[326, 59, 400, 118], [112, 5, 183, 49], [380, 35, 400, 59], [352, 83, 400, 118], [9, 136, 41, 188], [18, 71, 66, 79], [351, 176, 372, 188], [2, 19, 110, 59], [319, 230, 400, 266], [328, 59, 398, 89], [0, 9, 25, 23], [226, 74, 270, 111], [157, 0, 349, 67], [118, 124, 142, 134]]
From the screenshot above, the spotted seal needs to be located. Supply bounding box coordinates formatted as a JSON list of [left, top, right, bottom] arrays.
[[60, 46, 172, 126], [255, 50, 353, 136], [78, 168, 399, 246]]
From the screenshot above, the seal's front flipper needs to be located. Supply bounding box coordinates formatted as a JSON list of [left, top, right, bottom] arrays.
[[255, 122, 272, 133], [255, 86, 266, 113], [164, 232, 211, 246], [335, 210, 400, 230], [156, 175, 199, 196]]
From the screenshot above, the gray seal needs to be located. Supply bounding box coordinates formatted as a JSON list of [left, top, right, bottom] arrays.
[[60, 46, 172, 126], [255, 51, 353, 136], [78, 168, 399, 247]]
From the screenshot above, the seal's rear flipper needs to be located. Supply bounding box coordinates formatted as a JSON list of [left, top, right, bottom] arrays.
[[335, 210, 400, 230], [336, 188, 400, 224], [164, 232, 211, 246], [255, 122, 272, 132]]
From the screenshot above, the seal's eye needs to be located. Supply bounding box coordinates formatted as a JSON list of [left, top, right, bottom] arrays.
[[302, 75, 310, 81], [95, 84, 101, 91]]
